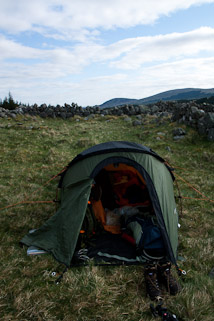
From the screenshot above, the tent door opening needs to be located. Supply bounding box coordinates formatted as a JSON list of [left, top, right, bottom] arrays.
[[75, 161, 166, 264]]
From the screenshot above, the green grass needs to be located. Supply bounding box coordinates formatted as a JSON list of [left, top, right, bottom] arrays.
[[0, 114, 214, 320]]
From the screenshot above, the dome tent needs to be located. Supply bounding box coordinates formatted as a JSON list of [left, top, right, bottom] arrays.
[[21, 141, 178, 267]]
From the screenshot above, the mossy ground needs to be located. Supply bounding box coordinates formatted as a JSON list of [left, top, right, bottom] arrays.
[[0, 114, 213, 320]]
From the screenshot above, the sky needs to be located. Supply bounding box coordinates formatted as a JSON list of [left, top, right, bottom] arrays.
[[0, 0, 214, 107]]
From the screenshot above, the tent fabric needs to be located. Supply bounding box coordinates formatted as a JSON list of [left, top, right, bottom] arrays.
[[68, 141, 165, 166], [21, 141, 178, 267]]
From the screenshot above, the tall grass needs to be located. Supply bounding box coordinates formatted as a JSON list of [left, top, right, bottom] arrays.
[[0, 114, 213, 320]]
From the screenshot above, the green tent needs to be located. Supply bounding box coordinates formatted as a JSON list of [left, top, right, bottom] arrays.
[[21, 141, 178, 267]]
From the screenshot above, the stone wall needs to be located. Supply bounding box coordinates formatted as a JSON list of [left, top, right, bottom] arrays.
[[0, 100, 214, 141]]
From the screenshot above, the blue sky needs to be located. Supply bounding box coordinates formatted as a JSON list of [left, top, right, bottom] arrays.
[[0, 0, 214, 106]]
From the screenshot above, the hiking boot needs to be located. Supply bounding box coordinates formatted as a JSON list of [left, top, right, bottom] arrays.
[[157, 262, 180, 295], [144, 265, 162, 301]]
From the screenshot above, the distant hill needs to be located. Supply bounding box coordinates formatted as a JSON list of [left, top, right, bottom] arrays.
[[99, 98, 139, 109], [99, 88, 214, 108]]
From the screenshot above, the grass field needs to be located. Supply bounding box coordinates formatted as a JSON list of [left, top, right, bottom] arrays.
[[0, 114, 214, 321]]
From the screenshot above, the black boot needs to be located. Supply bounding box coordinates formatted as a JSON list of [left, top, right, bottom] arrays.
[[144, 265, 162, 301], [157, 262, 180, 295]]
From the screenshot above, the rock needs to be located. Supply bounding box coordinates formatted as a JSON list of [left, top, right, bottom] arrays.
[[173, 128, 186, 136], [159, 112, 171, 117], [191, 106, 205, 119], [40, 112, 48, 118], [115, 108, 123, 116], [197, 121, 207, 135], [208, 268, 214, 279], [166, 146, 172, 152], [60, 112, 67, 120], [101, 110, 109, 116], [150, 105, 159, 114], [66, 112, 73, 119], [132, 120, 142, 126], [136, 115, 142, 120], [10, 113, 17, 119], [0, 112, 6, 118], [173, 135, 185, 141], [138, 105, 150, 114], [40, 103, 47, 109], [157, 132, 166, 136], [82, 110, 90, 117], [124, 117, 132, 122], [85, 114, 95, 120], [46, 109, 56, 118], [207, 128, 214, 141], [128, 106, 136, 115], [204, 112, 214, 128]]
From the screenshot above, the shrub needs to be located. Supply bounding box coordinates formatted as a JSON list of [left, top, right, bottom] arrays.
[[0, 92, 18, 110]]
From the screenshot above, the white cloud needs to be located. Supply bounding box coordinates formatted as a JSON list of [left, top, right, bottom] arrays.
[[109, 27, 214, 69], [1, 1, 214, 106], [78, 57, 214, 105], [0, 35, 43, 59], [1, 26, 214, 72], [1, 56, 213, 106], [0, 34, 102, 74], [1, 25, 214, 105], [1, 0, 214, 39], [136, 57, 214, 94]]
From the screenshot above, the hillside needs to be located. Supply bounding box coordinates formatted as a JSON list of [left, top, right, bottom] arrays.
[[0, 114, 214, 320], [100, 88, 214, 108]]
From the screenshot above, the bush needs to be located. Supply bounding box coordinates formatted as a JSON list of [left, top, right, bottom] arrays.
[[0, 92, 18, 110]]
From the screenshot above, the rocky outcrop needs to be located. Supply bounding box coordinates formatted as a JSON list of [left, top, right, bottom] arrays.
[[1, 100, 214, 141], [171, 102, 214, 141]]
